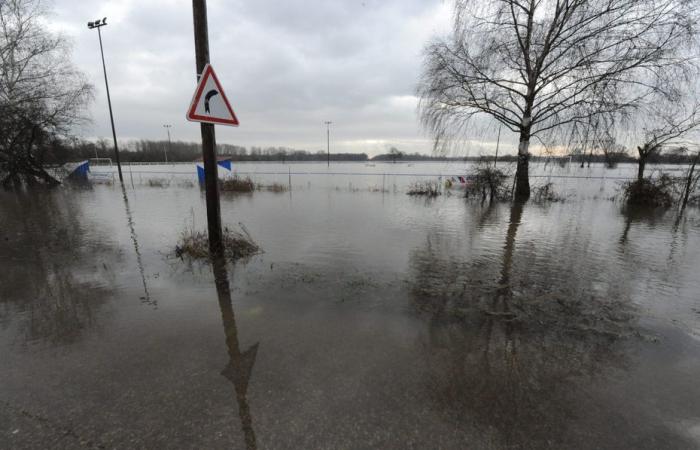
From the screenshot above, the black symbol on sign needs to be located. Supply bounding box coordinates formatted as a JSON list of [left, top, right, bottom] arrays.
[[204, 89, 219, 114]]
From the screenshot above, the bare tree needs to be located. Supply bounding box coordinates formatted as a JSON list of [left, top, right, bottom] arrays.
[[632, 97, 700, 182], [389, 146, 403, 163], [0, 0, 92, 188], [677, 147, 700, 211], [419, 0, 698, 200]]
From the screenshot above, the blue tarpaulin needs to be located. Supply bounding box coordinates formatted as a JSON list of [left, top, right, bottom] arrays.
[[66, 160, 90, 180], [197, 165, 205, 184], [197, 160, 232, 184]]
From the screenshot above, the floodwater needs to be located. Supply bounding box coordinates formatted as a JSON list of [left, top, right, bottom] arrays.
[[1, 162, 700, 449]]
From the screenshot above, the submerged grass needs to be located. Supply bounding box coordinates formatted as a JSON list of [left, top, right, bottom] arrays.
[[176, 224, 261, 262], [147, 178, 171, 188], [220, 176, 256, 193], [256, 182, 289, 193], [407, 181, 441, 197]]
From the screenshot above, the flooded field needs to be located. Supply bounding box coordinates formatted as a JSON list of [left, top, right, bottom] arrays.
[[1, 162, 700, 449]]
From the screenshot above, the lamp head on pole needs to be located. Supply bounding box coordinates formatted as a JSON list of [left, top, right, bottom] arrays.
[[87, 17, 107, 29]]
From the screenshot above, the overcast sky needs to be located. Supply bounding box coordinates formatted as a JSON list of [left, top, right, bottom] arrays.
[[42, 0, 506, 156]]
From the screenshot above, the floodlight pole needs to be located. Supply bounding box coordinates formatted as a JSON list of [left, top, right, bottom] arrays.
[[325, 121, 332, 167], [163, 124, 172, 163], [88, 19, 123, 183], [192, 0, 224, 256]]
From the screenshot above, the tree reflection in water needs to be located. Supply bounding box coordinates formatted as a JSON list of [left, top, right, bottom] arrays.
[[409, 201, 646, 448], [211, 254, 259, 450], [0, 190, 117, 345]]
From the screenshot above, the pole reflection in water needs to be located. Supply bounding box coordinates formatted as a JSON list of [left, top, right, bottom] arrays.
[[211, 253, 259, 450], [409, 201, 645, 447], [120, 185, 154, 307]]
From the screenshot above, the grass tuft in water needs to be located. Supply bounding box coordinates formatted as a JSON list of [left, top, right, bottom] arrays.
[[176, 224, 261, 262], [407, 181, 441, 197], [147, 178, 170, 188], [220, 176, 256, 193], [256, 182, 289, 193]]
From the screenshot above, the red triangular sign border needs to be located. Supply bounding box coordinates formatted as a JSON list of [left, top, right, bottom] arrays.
[[186, 64, 239, 126]]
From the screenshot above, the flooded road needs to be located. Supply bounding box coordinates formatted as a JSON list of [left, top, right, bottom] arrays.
[[1, 163, 700, 449]]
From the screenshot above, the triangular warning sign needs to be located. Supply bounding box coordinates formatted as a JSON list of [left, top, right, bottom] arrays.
[[186, 64, 239, 126]]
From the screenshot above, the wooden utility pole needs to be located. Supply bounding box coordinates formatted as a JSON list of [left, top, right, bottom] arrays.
[[192, 0, 224, 256]]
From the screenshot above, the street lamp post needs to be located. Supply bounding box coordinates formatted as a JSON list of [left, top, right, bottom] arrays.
[[88, 17, 123, 183], [163, 124, 172, 163], [325, 121, 332, 168]]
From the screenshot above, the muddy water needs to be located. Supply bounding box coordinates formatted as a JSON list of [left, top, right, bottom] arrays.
[[1, 171, 699, 449]]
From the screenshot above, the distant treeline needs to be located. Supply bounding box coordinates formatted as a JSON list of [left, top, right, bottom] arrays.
[[45, 139, 368, 163], [43, 139, 697, 165]]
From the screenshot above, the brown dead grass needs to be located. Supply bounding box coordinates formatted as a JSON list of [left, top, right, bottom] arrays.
[[176, 225, 261, 261]]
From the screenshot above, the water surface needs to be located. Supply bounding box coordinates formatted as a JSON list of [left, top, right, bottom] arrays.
[[1, 163, 699, 449]]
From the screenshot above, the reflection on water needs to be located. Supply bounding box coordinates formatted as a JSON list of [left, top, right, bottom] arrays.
[[408, 201, 689, 447], [0, 190, 117, 345], [212, 254, 258, 450], [121, 185, 154, 308]]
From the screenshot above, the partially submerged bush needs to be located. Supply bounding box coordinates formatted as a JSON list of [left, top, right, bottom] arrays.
[[465, 166, 510, 202], [407, 181, 441, 197], [220, 176, 255, 193], [532, 182, 563, 202], [176, 225, 261, 262], [622, 175, 675, 207]]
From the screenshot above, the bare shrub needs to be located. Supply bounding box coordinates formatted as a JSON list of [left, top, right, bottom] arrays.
[[465, 166, 510, 202], [622, 175, 676, 208], [532, 183, 564, 203]]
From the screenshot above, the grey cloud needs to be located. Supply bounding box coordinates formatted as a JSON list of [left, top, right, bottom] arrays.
[[51, 0, 453, 155]]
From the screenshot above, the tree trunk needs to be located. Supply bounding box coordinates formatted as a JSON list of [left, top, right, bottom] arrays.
[[515, 129, 531, 200], [637, 157, 646, 182], [681, 152, 699, 211]]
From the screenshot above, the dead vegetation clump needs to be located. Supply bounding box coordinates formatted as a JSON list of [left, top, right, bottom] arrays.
[[147, 178, 170, 188], [465, 166, 510, 202], [407, 181, 441, 197], [621, 175, 675, 207], [256, 182, 289, 193], [175, 225, 261, 262], [176, 179, 196, 188], [220, 176, 255, 193]]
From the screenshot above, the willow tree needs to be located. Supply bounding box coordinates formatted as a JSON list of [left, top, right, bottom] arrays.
[[419, 0, 698, 200], [0, 0, 92, 188]]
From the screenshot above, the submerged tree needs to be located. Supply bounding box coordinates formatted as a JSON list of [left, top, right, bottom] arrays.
[[632, 95, 700, 182], [0, 0, 92, 188], [419, 0, 698, 200]]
